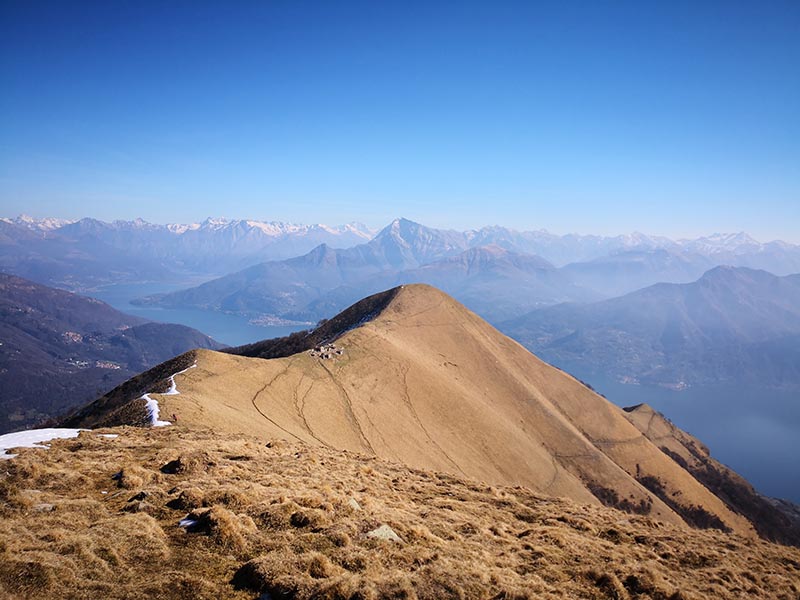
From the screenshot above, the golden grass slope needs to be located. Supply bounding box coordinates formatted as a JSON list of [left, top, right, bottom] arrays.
[[77, 285, 753, 536], [1, 427, 798, 600]]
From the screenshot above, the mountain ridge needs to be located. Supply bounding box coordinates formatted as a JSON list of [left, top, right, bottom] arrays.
[[4, 214, 799, 276], [64, 283, 798, 544], [500, 266, 800, 388]]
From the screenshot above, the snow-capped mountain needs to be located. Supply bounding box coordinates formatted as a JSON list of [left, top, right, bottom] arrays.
[[0, 214, 76, 231], [0, 215, 377, 288], [2, 215, 374, 270], [169, 217, 374, 240], [678, 232, 762, 254], [135, 217, 800, 325], [2, 214, 798, 292]]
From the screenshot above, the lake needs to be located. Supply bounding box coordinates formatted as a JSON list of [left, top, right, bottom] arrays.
[[89, 281, 309, 347]]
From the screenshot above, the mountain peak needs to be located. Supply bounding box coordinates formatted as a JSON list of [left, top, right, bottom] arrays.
[[698, 265, 766, 282], [379, 217, 424, 237], [370, 219, 468, 269], [304, 242, 336, 261], [66, 283, 769, 540], [200, 216, 230, 229]]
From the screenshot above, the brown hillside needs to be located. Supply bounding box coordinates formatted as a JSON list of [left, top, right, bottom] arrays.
[[1, 427, 798, 600], [68, 285, 757, 538]]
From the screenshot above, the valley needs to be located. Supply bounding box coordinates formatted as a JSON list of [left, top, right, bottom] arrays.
[[90, 280, 310, 347], [0, 274, 223, 433]]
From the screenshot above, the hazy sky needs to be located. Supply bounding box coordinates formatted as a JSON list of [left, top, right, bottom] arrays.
[[1, 1, 798, 241]]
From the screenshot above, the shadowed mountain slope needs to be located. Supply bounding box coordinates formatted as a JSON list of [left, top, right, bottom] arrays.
[[66, 284, 785, 541], [0, 274, 223, 432], [391, 246, 599, 321], [304, 246, 600, 324], [500, 266, 800, 387], [132, 242, 388, 318]]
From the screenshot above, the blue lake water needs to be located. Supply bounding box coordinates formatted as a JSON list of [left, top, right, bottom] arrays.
[[89, 281, 308, 347]]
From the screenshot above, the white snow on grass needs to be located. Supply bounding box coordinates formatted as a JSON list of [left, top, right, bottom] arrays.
[[163, 364, 196, 395], [143, 393, 171, 427], [0, 428, 84, 459], [98, 433, 119, 439], [142, 363, 196, 427]]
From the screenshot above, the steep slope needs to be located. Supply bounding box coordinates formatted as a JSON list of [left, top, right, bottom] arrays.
[[391, 246, 598, 321], [2, 427, 799, 600], [367, 218, 468, 269], [68, 285, 764, 539], [500, 266, 800, 387], [622, 403, 800, 547], [0, 274, 223, 432]]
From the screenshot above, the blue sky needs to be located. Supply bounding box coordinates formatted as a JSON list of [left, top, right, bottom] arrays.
[[1, 1, 798, 240]]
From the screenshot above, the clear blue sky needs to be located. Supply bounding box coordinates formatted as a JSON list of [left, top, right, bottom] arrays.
[[1, 1, 798, 240]]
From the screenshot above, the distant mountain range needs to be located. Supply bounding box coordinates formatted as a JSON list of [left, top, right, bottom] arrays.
[[0, 274, 223, 433], [499, 267, 800, 388], [0, 215, 375, 288], [559, 249, 717, 297], [134, 220, 601, 322], [132, 218, 800, 324], [301, 244, 603, 322], [3, 214, 799, 293]]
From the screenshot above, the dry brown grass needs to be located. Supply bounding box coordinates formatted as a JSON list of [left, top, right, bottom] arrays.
[[1, 427, 798, 600]]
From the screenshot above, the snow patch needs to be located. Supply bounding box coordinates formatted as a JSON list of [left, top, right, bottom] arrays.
[[179, 517, 198, 528], [98, 433, 119, 439], [143, 394, 171, 427], [141, 363, 197, 427], [163, 364, 196, 395], [0, 428, 84, 459]]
